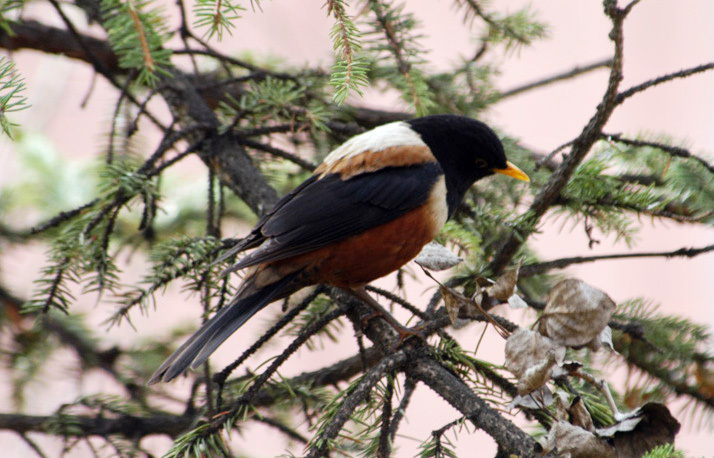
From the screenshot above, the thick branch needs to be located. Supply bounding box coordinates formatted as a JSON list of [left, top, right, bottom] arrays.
[[330, 290, 540, 456], [406, 356, 538, 456], [0, 20, 120, 73], [0, 413, 194, 438]]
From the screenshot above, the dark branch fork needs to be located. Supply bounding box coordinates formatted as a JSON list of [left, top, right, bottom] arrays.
[[488, 3, 714, 275]]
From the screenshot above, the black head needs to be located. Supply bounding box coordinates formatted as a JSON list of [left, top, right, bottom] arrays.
[[407, 114, 528, 215]]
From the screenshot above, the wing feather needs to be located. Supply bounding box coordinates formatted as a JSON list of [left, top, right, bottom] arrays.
[[231, 161, 442, 270]]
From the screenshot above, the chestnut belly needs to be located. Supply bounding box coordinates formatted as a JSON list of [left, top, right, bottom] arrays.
[[268, 204, 440, 288]]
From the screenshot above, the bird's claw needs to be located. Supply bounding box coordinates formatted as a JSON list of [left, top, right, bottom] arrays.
[[361, 311, 425, 347]]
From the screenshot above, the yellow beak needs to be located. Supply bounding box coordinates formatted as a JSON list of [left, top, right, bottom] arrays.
[[493, 161, 530, 182]]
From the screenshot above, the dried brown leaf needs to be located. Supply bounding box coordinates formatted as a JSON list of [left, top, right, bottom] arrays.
[[538, 279, 616, 347], [569, 396, 595, 432], [505, 328, 565, 395], [489, 266, 519, 301], [517, 349, 558, 395], [544, 421, 616, 458], [440, 285, 463, 325]]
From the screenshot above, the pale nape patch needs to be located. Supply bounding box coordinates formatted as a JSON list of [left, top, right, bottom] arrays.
[[321, 121, 426, 166], [316, 145, 436, 178]]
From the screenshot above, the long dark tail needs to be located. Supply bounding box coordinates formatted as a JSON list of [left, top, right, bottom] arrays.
[[147, 270, 301, 384]]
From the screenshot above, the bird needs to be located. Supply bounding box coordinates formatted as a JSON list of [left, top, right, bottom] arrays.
[[148, 114, 529, 384]]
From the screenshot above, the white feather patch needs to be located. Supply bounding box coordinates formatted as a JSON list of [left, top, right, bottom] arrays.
[[322, 121, 425, 166]]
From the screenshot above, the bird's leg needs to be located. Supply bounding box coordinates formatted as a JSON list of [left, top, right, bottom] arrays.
[[347, 287, 424, 343]]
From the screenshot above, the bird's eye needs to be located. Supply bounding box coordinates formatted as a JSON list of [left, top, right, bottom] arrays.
[[474, 158, 488, 168]]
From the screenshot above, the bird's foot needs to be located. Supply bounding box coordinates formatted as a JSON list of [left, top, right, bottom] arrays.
[[361, 311, 425, 346], [394, 323, 426, 346]]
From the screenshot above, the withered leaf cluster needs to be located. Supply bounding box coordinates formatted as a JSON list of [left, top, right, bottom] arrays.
[[499, 278, 679, 457]]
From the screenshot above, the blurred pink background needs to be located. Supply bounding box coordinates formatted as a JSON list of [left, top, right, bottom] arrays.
[[1, 0, 712, 456]]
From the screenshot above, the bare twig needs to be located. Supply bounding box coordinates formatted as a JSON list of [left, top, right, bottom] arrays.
[[18, 433, 48, 458], [615, 62, 714, 105], [520, 243, 714, 277], [240, 138, 317, 171], [406, 355, 538, 455], [46, 1, 165, 131], [388, 376, 417, 440], [253, 414, 308, 444], [207, 307, 346, 437], [500, 58, 613, 99]]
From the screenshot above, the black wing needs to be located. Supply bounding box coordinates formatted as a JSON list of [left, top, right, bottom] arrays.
[[228, 162, 442, 270]]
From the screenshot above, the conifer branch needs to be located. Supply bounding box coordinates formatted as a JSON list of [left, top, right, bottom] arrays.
[[406, 356, 538, 455], [388, 376, 416, 440], [367, 0, 432, 114], [326, 0, 368, 104], [1, 2, 710, 455], [305, 352, 407, 458], [175, 307, 346, 452], [602, 133, 714, 175], [126, 1, 155, 72], [44, 2, 166, 127], [240, 138, 317, 171]]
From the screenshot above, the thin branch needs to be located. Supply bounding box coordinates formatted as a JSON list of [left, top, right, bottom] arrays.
[[368, 0, 426, 111], [615, 62, 714, 105], [27, 200, 99, 236], [330, 288, 540, 455], [430, 417, 464, 456], [18, 433, 48, 458], [304, 352, 408, 458], [253, 414, 308, 444], [602, 133, 714, 175], [240, 138, 317, 171], [554, 194, 710, 224], [378, 373, 395, 457], [171, 49, 299, 81], [208, 307, 346, 436], [248, 346, 383, 407], [366, 285, 428, 321], [45, 1, 166, 130], [388, 376, 416, 440], [520, 243, 714, 277], [621, 348, 714, 409], [500, 57, 613, 99]]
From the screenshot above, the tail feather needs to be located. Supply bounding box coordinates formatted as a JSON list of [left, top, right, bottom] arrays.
[[147, 271, 301, 384]]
